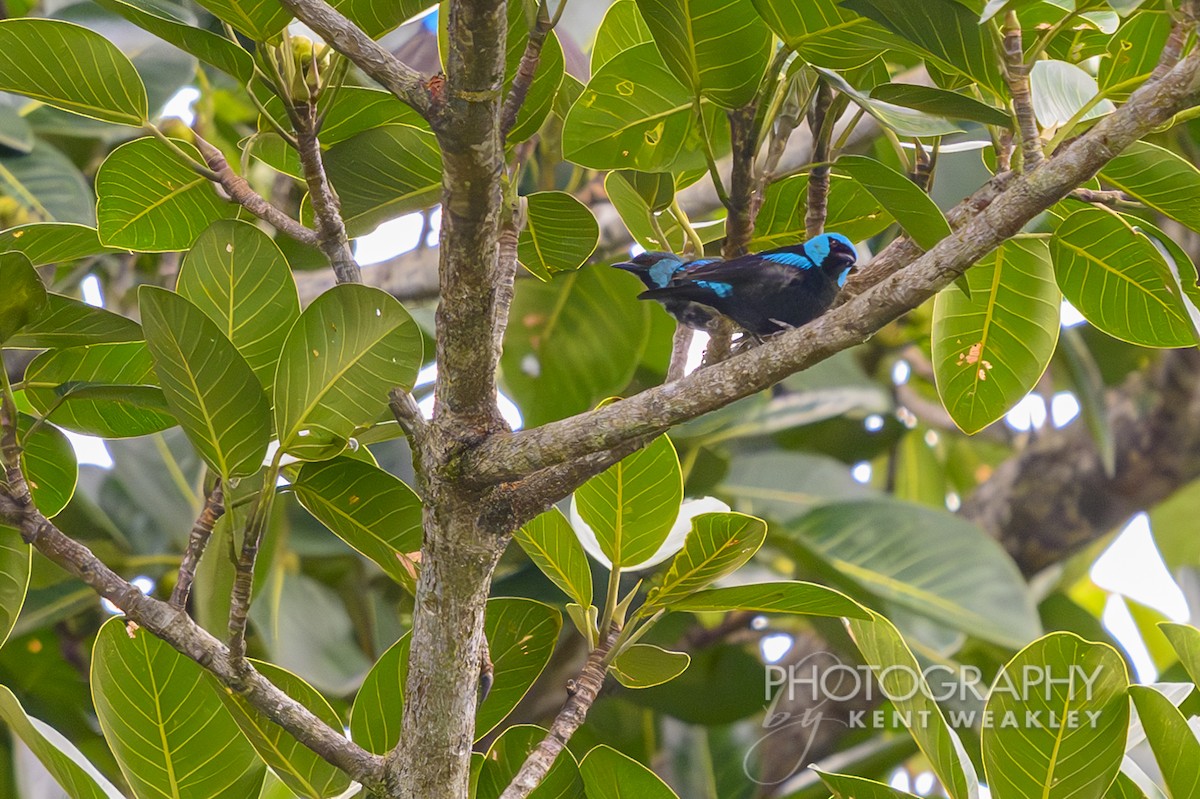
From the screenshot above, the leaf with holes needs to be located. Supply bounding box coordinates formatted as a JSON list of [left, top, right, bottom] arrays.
[[140, 287, 270, 480], [178, 219, 300, 386], [644, 512, 765, 607], [97, 137, 233, 251], [574, 435, 682, 569], [294, 457, 424, 588], [982, 633, 1128, 799], [932, 237, 1060, 434], [274, 284, 423, 461], [518, 192, 599, 279], [1051, 208, 1195, 347], [514, 507, 593, 608], [0, 19, 146, 125], [91, 618, 265, 799]]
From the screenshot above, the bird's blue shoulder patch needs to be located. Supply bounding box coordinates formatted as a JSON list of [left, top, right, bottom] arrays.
[[695, 280, 734, 297], [762, 251, 814, 269]]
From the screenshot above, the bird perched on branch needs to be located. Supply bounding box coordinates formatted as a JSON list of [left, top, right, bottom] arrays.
[[623, 233, 858, 338], [612, 251, 725, 331]]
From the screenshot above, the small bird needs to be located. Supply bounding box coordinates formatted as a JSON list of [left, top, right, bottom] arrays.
[[613, 251, 726, 331], [634, 233, 858, 337]]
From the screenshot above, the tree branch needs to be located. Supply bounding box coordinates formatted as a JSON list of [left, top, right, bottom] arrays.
[[293, 104, 360, 283], [170, 480, 223, 609], [463, 47, 1200, 485], [1003, 10, 1044, 170], [277, 0, 434, 120], [805, 81, 836, 237], [501, 1, 566, 139]]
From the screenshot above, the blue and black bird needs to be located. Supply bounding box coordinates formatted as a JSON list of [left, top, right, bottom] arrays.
[[625, 233, 858, 338], [613, 251, 726, 331]]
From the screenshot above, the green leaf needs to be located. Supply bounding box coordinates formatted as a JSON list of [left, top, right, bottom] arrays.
[[611, 644, 690, 689], [18, 413, 77, 518], [274, 284, 423, 460], [0, 140, 95, 225], [93, 0, 254, 82], [475, 724, 584, 799], [259, 86, 428, 145], [592, 0, 653, 73], [177, 219, 300, 386], [215, 660, 351, 799], [0, 685, 124, 799], [1128, 685, 1200, 798], [982, 633, 1129, 799], [351, 598, 561, 751], [518, 191, 600, 279], [293, 457, 424, 586], [563, 43, 711, 172], [1099, 11, 1170, 101], [751, 173, 892, 250], [192, 0, 290, 40], [644, 512, 766, 607], [847, 611, 980, 799], [501, 266, 651, 427], [504, 28, 565, 143], [790, 499, 1042, 648], [1105, 773, 1148, 799], [932, 237, 1061, 434], [667, 580, 868, 617], [1100, 140, 1200, 235], [0, 19, 146, 125], [91, 618, 265, 799], [331, 0, 430, 40], [635, 0, 772, 108], [1160, 622, 1200, 686], [514, 507, 593, 608], [0, 104, 32, 153], [1051, 207, 1196, 348], [818, 770, 921, 799], [323, 124, 442, 237], [836, 155, 951, 249], [575, 435, 682, 569], [1030, 59, 1115, 129], [840, 0, 1002, 93], [579, 745, 679, 799], [9, 293, 140, 350], [0, 251, 46, 343], [97, 137, 234, 252], [870, 83, 1012, 127], [0, 224, 123, 266], [23, 343, 175, 438], [0, 527, 30, 650], [604, 171, 724, 253], [140, 286, 270, 480], [815, 67, 966, 137]]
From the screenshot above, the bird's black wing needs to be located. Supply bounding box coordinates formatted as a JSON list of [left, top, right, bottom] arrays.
[[638, 255, 800, 304]]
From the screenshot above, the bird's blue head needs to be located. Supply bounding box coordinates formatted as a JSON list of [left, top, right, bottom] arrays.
[[613, 251, 686, 288], [804, 233, 857, 287]]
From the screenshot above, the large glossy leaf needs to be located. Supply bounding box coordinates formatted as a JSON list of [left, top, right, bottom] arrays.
[[140, 287, 270, 479], [1051, 207, 1195, 347], [275, 284, 422, 460], [592, 0, 653, 72], [293, 457, 424, 586], [351, 598, 561, 751], [514, 507, 593, 608], [751, 173, 892, 250], [635, 0, 771, 108], [1128, 685, 1200, 797], [475, 724, 584, 799], [750, 0, 902, 71], [836, 155, 950, 249], [1105, 772, 1149, 799], [1030, 60, 1115, 129], [818, 771, 920, 799], [216, 660, 351, 799], [94, 0, 253, 82], [932, 237, 1061, 434], [667, 580, 868, 617], [604, 171, 725, 253], [9, 293, 140, 349], [816, 67, 966, 137], [97, 137, 233, 251], [0, 527, 29, 650], [982, 633, 1129, 799], [1100, 141, 1200, 235], [0, 224, 122, 265], [501, 266, 650, 427], [18, 413, 77, 518], [23, 343, 175, 438], [0, 685, 124, 799], [517, 191, 600, 279], [0, 19, 146, 125], [563, 43, 710, 172], [259, 86, 428, 146], [0, 252, 46, 343], [0, 140, 95, 225], [1099, 10, 1170, 101], [323, 124, 442, 238], [579, 746, 679, 799], [644, 512, 766, 607], [177, 219, 300, 386], [720, 450, 873, 522], [789, 500, 1042, 648], [847, 611, 980, 799], [192, 0, 289, 40], [1161, 622, 1200, 686], [91, 618, 265, 799], [870, 83, 1011, 127], [611, 644, 690, 689], [575, 435, 682, 569]]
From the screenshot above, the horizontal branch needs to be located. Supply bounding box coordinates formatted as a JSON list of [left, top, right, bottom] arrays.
[[463, 48, 1200, 485]]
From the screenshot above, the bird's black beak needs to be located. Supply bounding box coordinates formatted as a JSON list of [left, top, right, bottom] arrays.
[[612, 261, 637, 271]]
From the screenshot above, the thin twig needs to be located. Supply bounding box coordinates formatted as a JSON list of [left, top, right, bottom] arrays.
[[170, 480, 224, 609], [1070, 187, 1143, 209], [227, 459, 281, 665], [1150, 1, 1199, 81], [1003, 10, 1044, 171], [667, 324, 694, 382], [805, 82, 836, 238], [501, 1, 568, 138], [293, 103, 360, 283], [389, 387, 429, 446]]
